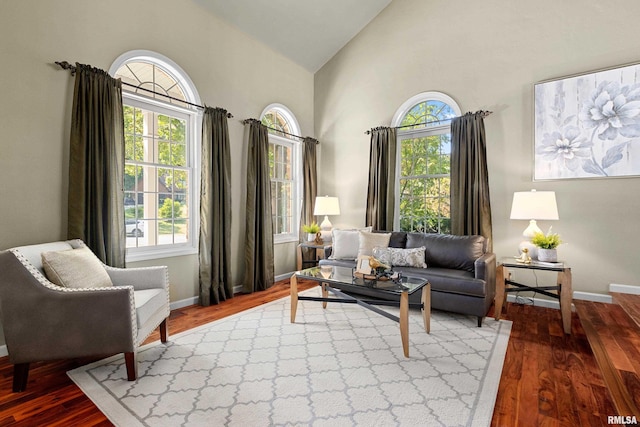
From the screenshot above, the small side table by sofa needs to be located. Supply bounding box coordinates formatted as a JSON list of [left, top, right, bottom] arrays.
[[296, 242, 332, 271], [494, 258, 573, 334]]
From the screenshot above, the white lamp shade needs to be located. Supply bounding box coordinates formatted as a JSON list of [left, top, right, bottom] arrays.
[[510, 190, 559, 220], [313, 196, 340, 216]]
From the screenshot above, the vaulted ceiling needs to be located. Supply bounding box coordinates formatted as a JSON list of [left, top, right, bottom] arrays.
[[194, 0, 393, 72]]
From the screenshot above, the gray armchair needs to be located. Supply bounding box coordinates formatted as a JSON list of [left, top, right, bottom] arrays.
[[0, 240, 170, 392]]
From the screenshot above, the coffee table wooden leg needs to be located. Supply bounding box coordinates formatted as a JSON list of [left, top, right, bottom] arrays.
[[494, 264, 505, 320], [400, 291, 409, 358], [422, 283, 431, 333], [322, 282, 328, 309], [290, 274, 298, 323], [559, 268, 573, 334]]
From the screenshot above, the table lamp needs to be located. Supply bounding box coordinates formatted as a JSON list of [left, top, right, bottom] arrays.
[[314, 196, 340, 243], [510, 190, 558, 259]]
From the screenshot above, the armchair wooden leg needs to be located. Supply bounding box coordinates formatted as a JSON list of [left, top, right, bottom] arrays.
[[160, 318, 168, 343], [125, 352, 137, 381], [12, 363, 29, 392], [477, 316, 484, 327]]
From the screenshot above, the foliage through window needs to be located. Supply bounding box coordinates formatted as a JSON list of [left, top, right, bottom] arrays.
[[122, 106, 189, 247], [261, 104, 301, 243], [395, 93, 460, 233], [112, 52, 200, 259]]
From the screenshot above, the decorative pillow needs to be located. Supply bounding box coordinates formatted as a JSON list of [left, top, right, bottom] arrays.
[[372, 246, 427, 269], [358, 231, 391, 257], [329, 227, 373, 260], [41, 247, 113, 288]]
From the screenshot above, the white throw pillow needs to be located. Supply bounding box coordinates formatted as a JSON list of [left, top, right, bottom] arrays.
[[358, 231, 391, 257], [42, 247, 114, 288], [372, 246, 427, 268], [330, 227, 372, 260]]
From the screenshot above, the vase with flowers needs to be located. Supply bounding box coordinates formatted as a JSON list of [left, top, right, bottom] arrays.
[[531, 227, 562, 262], [302, 222, 321, 241]]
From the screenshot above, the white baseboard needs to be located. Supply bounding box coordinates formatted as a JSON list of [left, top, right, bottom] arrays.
[[276, 272, 293, 282], [231, 274, 291, 295], [507, 290, 612, 310], [0, 345, 6, 358], [170, 296, 199, 311], [609, 283, 640, 295], [573, 291, 613, 303]]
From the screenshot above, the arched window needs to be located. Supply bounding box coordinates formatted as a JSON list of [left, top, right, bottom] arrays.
[[392, 92, 461, 233], [260, 104, 302, 243], [110, 50, 201, 260]]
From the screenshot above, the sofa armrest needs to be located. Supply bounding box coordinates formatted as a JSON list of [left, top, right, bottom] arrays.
[[105, 265, 169, 291], [323, 246, 333, 259], [475, 252, 496, 298]]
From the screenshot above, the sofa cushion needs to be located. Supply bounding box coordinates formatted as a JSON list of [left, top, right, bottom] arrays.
[[358, 231, 391, 257], [134, 288, 167, 330], [330, 227, 372, 260], [41, 247, 113, 289], [393, 266, 487, 297], [375, 231, 407, 248], [406, 233, 485, 272], [373, 246, 427, 268]]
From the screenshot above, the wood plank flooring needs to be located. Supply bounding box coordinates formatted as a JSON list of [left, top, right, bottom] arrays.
[[0, 280, 630, 426], [575, 299, 640, 418]]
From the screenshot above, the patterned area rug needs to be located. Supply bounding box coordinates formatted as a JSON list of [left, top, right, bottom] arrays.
[[69, 288, 511, 426]]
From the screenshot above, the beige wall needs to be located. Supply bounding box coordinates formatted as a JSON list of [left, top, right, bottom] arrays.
[[314, 0, 640, 294], [0, 0, 313, 309]]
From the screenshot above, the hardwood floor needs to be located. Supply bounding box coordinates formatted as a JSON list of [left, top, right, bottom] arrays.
[[0, 280, 628, 426], [490, 301, 618, 426]]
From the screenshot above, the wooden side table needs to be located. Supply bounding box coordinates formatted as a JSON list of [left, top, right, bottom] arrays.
[[296, 242, 332, 270], [494, 259, 573, 334]]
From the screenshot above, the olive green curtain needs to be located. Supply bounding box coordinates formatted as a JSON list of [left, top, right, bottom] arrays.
[[67, 63, 125, 267], [450, 112, 493, 251], [365, 127, 397, 231], [242, 119, 274, 292], [199, 107, 232, 306], [299, 137, 318, 241]]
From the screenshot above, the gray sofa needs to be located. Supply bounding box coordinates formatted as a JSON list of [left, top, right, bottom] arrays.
[[319, 232, 496, 326]]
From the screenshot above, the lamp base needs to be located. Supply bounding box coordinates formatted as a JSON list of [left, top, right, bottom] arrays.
[[320, 230, 332, 243], [319, 215, 333, 243]]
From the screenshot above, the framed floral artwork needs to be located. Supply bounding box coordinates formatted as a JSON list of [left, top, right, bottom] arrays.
[[534, 62, 640, 180]]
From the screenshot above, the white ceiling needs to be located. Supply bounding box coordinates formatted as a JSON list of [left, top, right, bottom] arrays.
[[194, 0, 393, 72]]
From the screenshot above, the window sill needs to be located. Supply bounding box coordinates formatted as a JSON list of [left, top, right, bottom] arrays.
[[126, 245, 198, 263], [274, 236, 299, 245]]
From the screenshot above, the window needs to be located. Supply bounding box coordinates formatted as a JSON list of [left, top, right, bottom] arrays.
[[261, 104, 302, 243], [392, 92, 461, 233], [110, 51, 202, 261]]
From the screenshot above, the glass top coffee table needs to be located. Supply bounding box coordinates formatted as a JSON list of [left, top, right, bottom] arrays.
[[290, 265, 430, 357]]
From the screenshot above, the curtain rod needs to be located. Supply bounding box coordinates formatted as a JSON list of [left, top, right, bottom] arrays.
[[364, 110, 492, 135], [242, 118, 319, 144], [55, 61, 233, 118]]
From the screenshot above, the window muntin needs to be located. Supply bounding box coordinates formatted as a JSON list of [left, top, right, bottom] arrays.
[[394, 93, 460, 233], [400, 100, 456, 130], [111, 51, 201, 260], [116, 61, 188, 107], [123, 104, 190, 248], [261, 104, 301, 243], [269, 137, 294, 236], [262, 110, 292, 137]]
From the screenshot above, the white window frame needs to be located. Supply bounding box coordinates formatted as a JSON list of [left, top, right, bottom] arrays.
[[392, 92, 461, 232], [110, 50, 202, 262], [260, 103, 302, 244]]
